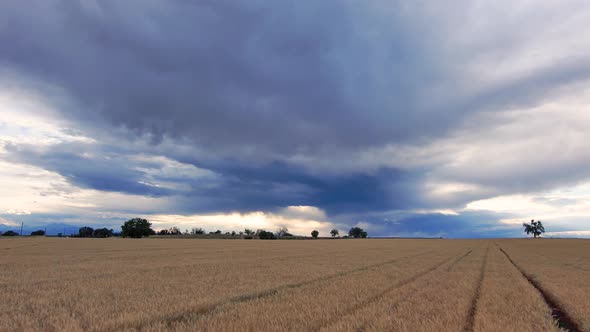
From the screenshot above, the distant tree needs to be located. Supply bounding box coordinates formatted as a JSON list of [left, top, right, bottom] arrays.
[[349, 227, 368, 238], [277, 226, 292, 237], [330, 229, 339, 238], [2, 230, 18, 236], [244, 228, 254, 236], [523, 219, 545, 238], [214, 230, 222, 235], [191, 227, 205, 235], [93, 228, 113, 238], [158, 229, 170, 235], [231, 231, 236, 236], [57, 232, 63, 237], [257, 229, 276, 240], [311, 230, 319, 238], [167, 227, 181, 235], [121, 218, 153, 238], [78, 227, 94, 238], [30, 230, 45, 236]]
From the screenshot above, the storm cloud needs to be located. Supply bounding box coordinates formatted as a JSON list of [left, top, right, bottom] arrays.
[[2, 0, 590, 236]]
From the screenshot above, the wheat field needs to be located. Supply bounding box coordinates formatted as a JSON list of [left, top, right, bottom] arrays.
[[0, 238, 588, 331]]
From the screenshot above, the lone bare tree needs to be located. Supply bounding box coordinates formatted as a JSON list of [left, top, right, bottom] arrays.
[[523, 219, 545, 238], [276, 226, 290, 237]]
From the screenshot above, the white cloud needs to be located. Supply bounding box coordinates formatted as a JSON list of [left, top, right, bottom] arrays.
[[545, 230, 590, 238], [0, 89, 95, 148], [0, 216, 19, 227]]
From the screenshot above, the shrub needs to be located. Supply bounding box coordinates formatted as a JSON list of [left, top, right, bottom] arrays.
[[2, 230, 19, 236], [311, 230, 319, 238], [30, 230, 45, 236]]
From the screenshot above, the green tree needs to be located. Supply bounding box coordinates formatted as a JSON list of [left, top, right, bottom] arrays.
[[30, 230, 45, 236], [311, 230, 319, 238], [256, 229, 276, 240], [330, 229, 339, 238], [93, 228, 113, 238], [348, 227, 368, 238], [523, 219, 545, 238], [2, 230, 18, 236], [121, 218, 153, 238], [79, 226, 94, 238]]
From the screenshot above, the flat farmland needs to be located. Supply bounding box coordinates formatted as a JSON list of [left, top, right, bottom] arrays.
[[1, 238, 588, 331]]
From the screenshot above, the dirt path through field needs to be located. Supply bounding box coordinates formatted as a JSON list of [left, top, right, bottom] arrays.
[[463, 244, 489, 331], [498, 245, 581, 332], [140, 246, 466, 331], [324, 242, 488, 331], [472, 244, 560, 332]]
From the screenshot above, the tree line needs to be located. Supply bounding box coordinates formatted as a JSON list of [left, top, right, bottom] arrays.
[[125, 218, 369, 239], [1, 218, 547, 239], [0, 218, 370, 239]]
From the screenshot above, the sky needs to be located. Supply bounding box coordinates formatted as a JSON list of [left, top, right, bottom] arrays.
[[1, 0, 590, 238]]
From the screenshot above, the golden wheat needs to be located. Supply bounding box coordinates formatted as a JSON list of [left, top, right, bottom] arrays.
[[0, 237, 587, 331]]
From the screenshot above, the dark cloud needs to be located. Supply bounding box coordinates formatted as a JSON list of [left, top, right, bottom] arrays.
[[4, 141, 424, 214], [3, 1, 587, 158], [359, 211, 521, 238], [205, 163, 421, 214], [2, 1, 590, 236], [4, 142, 173, 196]]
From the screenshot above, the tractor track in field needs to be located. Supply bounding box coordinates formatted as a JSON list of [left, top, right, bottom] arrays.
[[111, 249, 436, 331], [498, 246, 581, 332], [447, 249, 473, 272], [22, 246, 391, 289], [316, 249, 472, 331], [463, 243, 490, 332]]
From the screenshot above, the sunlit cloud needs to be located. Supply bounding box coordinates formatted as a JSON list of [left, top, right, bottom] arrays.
[[150, 207, 337, 236]]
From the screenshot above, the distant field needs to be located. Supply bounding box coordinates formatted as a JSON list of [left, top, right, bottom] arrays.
[[1, 238, 588, 331]]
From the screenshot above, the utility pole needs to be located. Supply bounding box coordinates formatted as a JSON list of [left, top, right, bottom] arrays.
[[20, 222, 24, 236]]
